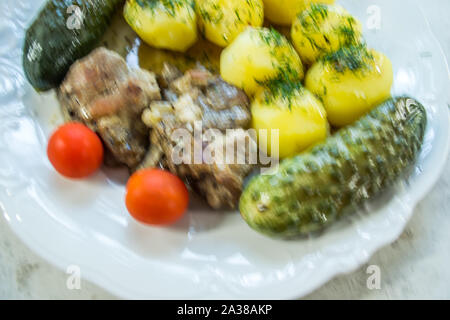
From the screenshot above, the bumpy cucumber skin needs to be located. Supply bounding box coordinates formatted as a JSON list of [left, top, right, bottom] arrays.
[[240, 97, 427, 238], [23, 0, 124, 91]]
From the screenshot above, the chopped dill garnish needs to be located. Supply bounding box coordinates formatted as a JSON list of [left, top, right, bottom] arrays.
[[299, 3, 329, 31], [197, 2, 224, 24], [262, 78, 304, 107], [309, 3, 329, 19], [235, 9, 241, 21], [297, 4, 360, 53], [336, 17, 360, 46], [259, 28, 285, 47], [323, 44, 374, 73], [256, 66, 304, 109], [136, 0, 193, 16]]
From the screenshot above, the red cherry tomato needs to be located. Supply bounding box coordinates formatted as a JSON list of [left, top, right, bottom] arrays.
[[47, 122, 104, 179], [126, 169, 189, 225]]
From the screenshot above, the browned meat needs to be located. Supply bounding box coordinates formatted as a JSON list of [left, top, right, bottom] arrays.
[[58, 47, 161, 169], [140, 64, 255, 209], [58, 51, 254, 209]]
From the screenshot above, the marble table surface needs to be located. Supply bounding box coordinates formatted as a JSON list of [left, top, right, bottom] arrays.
[[1, 0, 449, 299]]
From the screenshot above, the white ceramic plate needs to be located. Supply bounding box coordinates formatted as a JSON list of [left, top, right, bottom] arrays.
[[0, 0, 449, 299]]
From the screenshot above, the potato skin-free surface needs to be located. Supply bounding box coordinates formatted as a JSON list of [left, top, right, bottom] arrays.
[[124, 0, 197, 52], [263, 0, 335, 26], [305, 46, 393, 127], [196, 0, 264, 47], [220, 27, 304, 95], [291, 4, 362, 66], [251, 85, 328, 159]]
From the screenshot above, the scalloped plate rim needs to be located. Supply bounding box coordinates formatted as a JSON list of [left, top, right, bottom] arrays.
[[0, 0, 449, 299]]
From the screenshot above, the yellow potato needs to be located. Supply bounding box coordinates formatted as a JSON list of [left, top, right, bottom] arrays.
[[263, 0, 335, 26], [220, 27, 304, 95], [251, 82, 328, 159], [305, 45, 393, 127], [291, 4, 362, 65], [196, 0, 264, 47], [124, 0, 197, 52]]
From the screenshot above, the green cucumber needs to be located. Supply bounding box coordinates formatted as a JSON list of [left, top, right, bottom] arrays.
[[23, 0, 124, 91], [240, 97, 427, 237]]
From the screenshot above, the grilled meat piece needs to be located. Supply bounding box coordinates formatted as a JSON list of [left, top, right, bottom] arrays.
[[58, 47, 161, 169], [140, 64, 255, 209]]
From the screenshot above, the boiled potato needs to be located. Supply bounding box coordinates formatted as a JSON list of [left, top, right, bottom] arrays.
[[251, 81, 328, 158], [220, 27, 304, 95], [263, 0, 335, 26], [196, 0, 264, 47], [124, 0, 197, 52], [305, 45, 393, 127], [292, 4, 362, 65]]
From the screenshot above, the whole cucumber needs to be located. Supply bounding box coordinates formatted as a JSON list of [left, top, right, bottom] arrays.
[[23, 0, 124, 91], [240, 97, 427, 237]]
